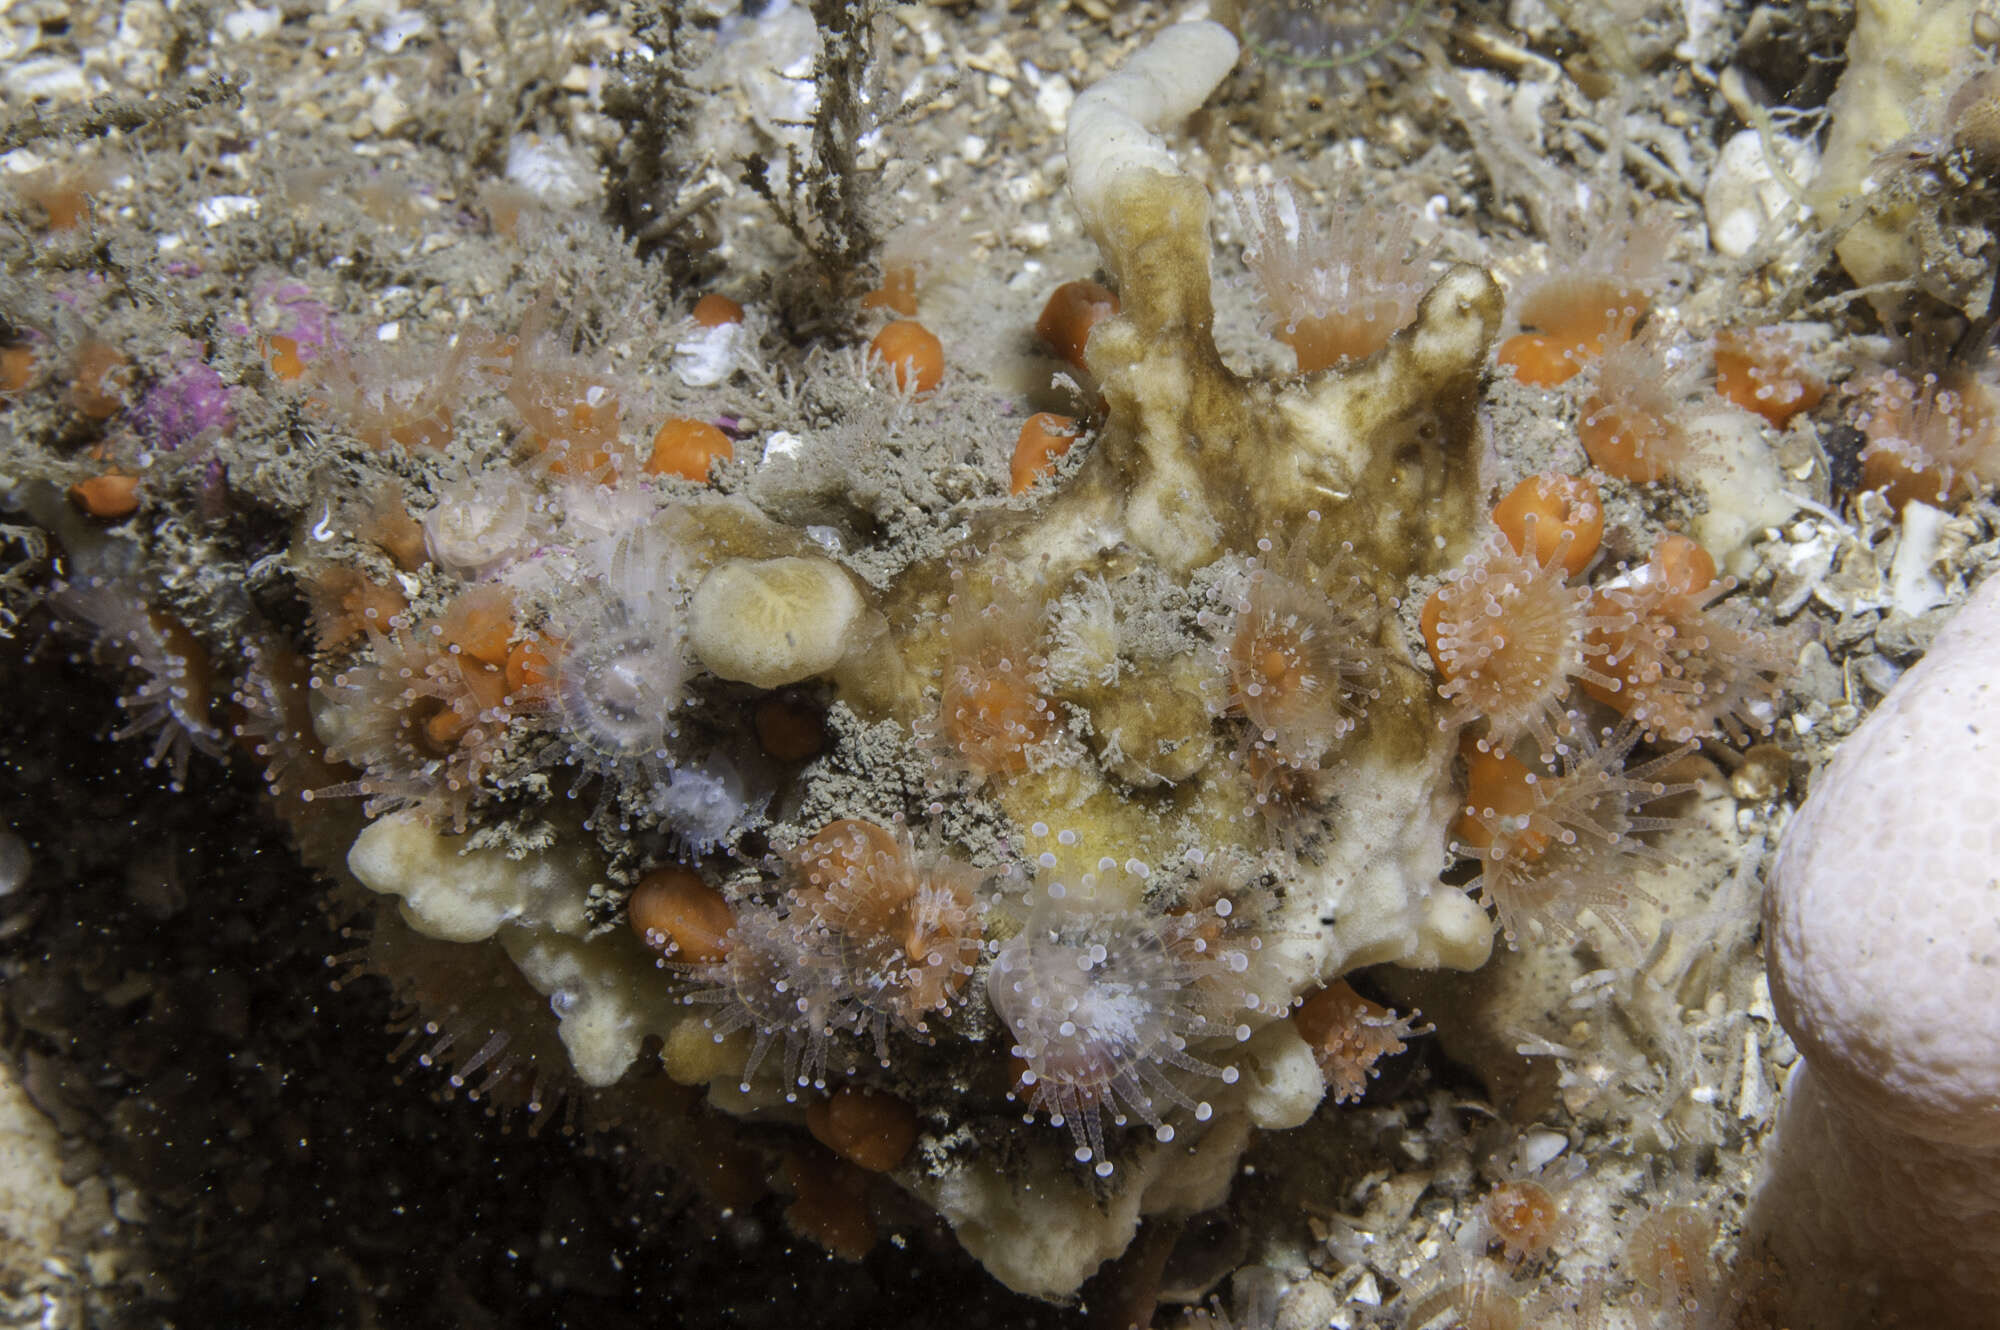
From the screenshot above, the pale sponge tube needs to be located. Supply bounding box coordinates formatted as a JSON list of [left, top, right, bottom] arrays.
[[1064, 20, 1238, 247], [1804, 0, 1980, 317], [1750, 573, 2000, 1327]]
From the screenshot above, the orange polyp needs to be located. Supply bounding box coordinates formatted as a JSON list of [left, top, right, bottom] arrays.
[[1219, 547, 1385, 768], [1291, 980, 1364, 1048], [797, 820, 901, 904], [36, 186, 90, 230], [1628, 1207, 1716, 1311], [510, 356, 623, 477], [504, 635, 556, 694], [691, 292, 744, 328], [1009, 412, 1079, 494], [420, 703, 472, 752], [792, 819, 927, 963], [531, 386, 621, 477], [1715, 329, 1824, 429], [940, 583, 1052, 778], [1580, 395, 1668, 483], [454, 649, 511, 716], [306, 566, 407, 649], [804, 1086, 919, 1173], [1491, 473, 1602, 576], [789, 818, 980, 1029], [1860, 441, 1956, 510], [628, 867, 735, 964], [1644, 1225, 1698, 1291], [543, 440, 614, 478], [1453, 739, 1549, 858], [1497, 333, 1587, 387], [361, 489, 428, 570], [1646, 533, 1717, 600], [1281, 303, 1405, 374], [645, 416, 732, 482], [944, 669, 1047, 774], [398, 633, 508, 762], [1584, 534, 1742, 730], [782, 1151, 876, 1260], [754, 697, 826, 763], [68, 472, 141, 519], [304, 341, 468, 461], [15, 168, 104, 232], [357, 404, 454, 453], [861, 265, 919, 316], [356, 581, 406, 635], [1848, 370, 1992, 510], [444, 594, 514, 668], [1036, 279, 1119, 372], [1291, 980, 1419, 1103], [1522, 282, 1647, 345], [1500, 286, 1643, 387], [1485, 1179, 1563, 1263], [264, 335, 309, 382], [1577, 333, 1701, 486], [1852, 371, 1997, 510], [1, 344, 33, 397], [68, 341, 130, 419], [869, 320, 944, 395], [1422, 532, 1606, 758]]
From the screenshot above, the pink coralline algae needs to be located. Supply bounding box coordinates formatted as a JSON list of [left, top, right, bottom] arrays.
[[136, 362, 235, 451]]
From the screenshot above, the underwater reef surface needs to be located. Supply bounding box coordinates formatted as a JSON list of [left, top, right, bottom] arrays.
[[2, 1, 1999, 1326]]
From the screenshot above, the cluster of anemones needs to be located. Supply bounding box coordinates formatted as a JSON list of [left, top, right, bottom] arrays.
[[630, 837, 1269, 1181], [1495, 199, 1836, 496], [1496, 199, 1676, 391], [1583, 534, 1798, 746], [632, 820, 984, 1094], [1422, 474, 1796, 947], [267, 289, 782, 843], [313, 585, 550, 832]]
